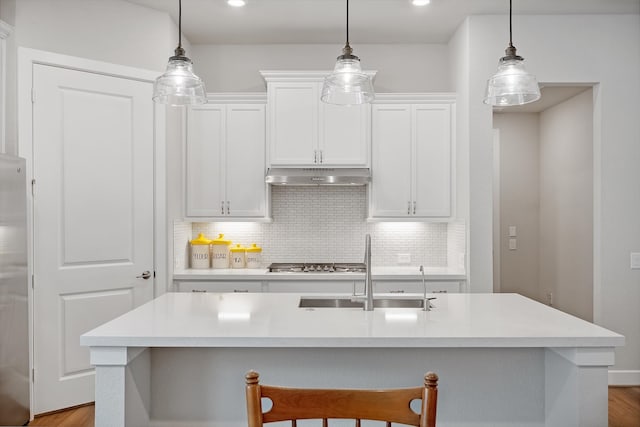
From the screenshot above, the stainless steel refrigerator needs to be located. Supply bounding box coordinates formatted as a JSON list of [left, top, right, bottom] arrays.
[[0, 154, 29, 425]]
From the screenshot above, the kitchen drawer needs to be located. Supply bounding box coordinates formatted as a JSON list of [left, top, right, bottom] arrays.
[[374, 281, 460, 294], [266, 280, 361, 294], [174, 281, 264, 293]]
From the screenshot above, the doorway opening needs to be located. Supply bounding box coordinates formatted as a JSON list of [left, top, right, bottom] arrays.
[[492, 85, 594, 321]]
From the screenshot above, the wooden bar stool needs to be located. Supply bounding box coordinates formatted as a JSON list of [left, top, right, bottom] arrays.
[[245, 370, 438, 427]]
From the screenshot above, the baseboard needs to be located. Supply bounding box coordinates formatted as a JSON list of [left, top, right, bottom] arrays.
[[609, 370, 640, 386]]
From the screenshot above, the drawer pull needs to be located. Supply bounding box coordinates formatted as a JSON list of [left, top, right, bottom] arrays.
[[233, 289, 249, 293], [191, 289, 207, 293], [389, 290, 405, 294]]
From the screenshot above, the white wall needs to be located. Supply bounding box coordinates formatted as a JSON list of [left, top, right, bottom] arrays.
[[461, 14, 640, 378], [191, 43, 451, 92], [539, 89, 593, 322], [494, 113, 540, 302], [0, 0, 178, 155], [13, 0, 174, 71], [447, 19, 471, 286]]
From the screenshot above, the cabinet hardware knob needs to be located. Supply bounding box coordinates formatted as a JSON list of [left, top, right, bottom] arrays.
[[221, 201, 224, 215], [407, 201, 411, 215], [227, 201, 230, 215], [319, 150, 323, 164], [413, 201, 416, 215], [314, 150, 318, 163]]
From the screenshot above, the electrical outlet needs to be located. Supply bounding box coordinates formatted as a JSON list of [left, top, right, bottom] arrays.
[[397, 254, 411, 264], [509, 238, 517, 250], [508, 226, 517, 237]]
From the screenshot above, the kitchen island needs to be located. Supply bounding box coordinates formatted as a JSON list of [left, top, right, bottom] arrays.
[[81, 292, 623, 427]]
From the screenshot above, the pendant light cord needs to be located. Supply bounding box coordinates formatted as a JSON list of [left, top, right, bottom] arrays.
[[508, 0, 513, 48], [178, 0, 183, 48], [346, 0, 350, 47]]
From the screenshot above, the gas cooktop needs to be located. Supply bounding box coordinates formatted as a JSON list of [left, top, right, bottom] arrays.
[[268, 263, 366, 273]]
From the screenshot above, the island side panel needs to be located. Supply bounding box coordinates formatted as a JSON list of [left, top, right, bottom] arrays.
[[91, 347, 151, 427], [148, 347, 545, 427], [545, 348, 614, 427]]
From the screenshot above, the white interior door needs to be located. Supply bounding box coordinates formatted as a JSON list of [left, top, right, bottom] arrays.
[[32, 64, 155, 414]]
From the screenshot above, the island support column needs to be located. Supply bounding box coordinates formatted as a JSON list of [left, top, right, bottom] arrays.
[[90, 346, 151, 427], [545, 347, 615, 427]]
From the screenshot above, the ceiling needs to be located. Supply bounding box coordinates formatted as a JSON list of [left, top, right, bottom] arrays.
[[125, 0, 639, 44]]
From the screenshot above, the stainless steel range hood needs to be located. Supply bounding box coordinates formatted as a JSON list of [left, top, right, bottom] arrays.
[[265, 168, 371, 186]]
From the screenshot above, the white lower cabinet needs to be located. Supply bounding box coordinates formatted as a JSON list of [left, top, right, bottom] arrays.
[[374, 281, 461, 294], [267, 281, 361, 294], [175, 281, 264, 293], [174, 279, 460, 294]]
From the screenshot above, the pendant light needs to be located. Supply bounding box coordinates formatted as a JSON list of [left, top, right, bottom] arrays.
[[483, 0, 540, 107], [153, 0, 206, 105], [321, 0, 374, 105]]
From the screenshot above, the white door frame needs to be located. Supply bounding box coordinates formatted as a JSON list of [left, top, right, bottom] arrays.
[[17, 47, 166, 417]]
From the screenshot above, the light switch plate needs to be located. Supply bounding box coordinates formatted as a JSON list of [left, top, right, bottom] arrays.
[[509, 238, 517, 250], [631, 252, 640, 269], [508, 226, 517, 237]]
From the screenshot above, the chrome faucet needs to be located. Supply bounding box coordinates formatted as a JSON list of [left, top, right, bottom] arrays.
[[352, 234, 375, 310], [363, 234, 374, 311], [419, 265, 436, 311]]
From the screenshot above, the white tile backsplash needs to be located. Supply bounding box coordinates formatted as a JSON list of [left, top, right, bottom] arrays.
[[177, 186, 465, 269]]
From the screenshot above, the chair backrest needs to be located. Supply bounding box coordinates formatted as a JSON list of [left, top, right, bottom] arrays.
[[245, 371, 438, 427]]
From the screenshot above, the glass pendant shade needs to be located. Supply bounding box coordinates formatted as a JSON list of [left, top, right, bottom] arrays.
[[152, 0, 206, 106], [153, 54, 206, 106], [484, 0, 540, 107], [484, 55, 540, 106], [321, 55, 374, 105]]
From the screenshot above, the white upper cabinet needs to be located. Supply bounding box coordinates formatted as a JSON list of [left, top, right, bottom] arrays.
[[370, 94, 455, 219], [262, 72, 372, 167], [185, 95, 267, 219]]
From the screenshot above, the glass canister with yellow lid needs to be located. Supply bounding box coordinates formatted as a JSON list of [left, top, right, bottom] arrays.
[[245, 243, 262, 268], [210, 233, 232, 269], [190, 233, 212, 269], [229, 244, 246, 269]]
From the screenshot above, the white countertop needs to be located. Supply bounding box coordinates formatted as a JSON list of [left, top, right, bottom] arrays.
[[81, 292, 624, 349], [172, 266, 466, 281]]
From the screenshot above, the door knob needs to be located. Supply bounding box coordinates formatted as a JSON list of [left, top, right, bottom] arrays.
[[136, 270, 152, 280]]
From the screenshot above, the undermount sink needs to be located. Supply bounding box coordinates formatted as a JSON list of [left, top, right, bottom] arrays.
[[299, 297, 425, 309]]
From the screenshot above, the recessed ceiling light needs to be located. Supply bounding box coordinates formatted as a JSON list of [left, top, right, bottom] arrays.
[[412, 0, 431, 5], [227, 0, 246, 7]]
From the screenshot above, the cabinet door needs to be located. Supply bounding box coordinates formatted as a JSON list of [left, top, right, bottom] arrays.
[[374, 281, 460, 294], [370, 105, 412, 217], [267, 281, 356, 293], [175, 281, 263, 293], [186, 105, 225, 217], [319, 103, 369, 166], [268, 82, 318, 165], [226, 104, 266, 217], [413, 104, 452, 217]]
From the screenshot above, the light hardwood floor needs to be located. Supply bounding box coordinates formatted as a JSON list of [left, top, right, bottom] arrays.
[[28, 387, 640, 427]]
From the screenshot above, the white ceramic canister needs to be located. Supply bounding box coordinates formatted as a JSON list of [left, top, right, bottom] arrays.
[[229, 244, 246, 269], [210, 233, 232, 269], [245, 243, 262, 268], [190, 233, 212, 269]]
